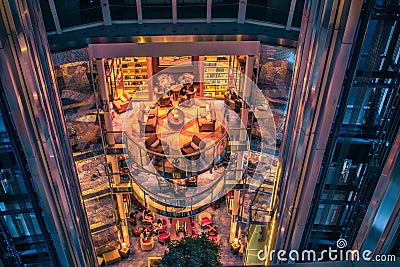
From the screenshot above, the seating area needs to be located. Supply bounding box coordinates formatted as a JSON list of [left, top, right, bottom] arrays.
[[95, 240, 123, 266], [108, 199, 244, 267], [129, 208, 223, 251], [133, 96, 227, 179]]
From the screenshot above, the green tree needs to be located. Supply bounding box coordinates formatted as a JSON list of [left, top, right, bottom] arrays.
[[157, 234, 222, 267]]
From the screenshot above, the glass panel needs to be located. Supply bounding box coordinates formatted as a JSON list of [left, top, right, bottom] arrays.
[[292, 0, 305, 28], [54, 58, 118, 248], [177, 0, 207, 18], [54, 0, 102, 29], [3, 213, 42, 238], [247, 0, 290, 9], [39, 0, 56, 31], [0, 172, 29, 196], [142, 0, 172, 19], [212, 0, 238, 18], [0, 199, 33, 211], [246, 4, 289, 24], [109, 0, 138, 20]]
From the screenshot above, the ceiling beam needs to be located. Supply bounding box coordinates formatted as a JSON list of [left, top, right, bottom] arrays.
[[100, 0, 112, 26], [89, 41, 260, 58], [48, 0, 62, 34], [238, 0, 247, 24], [286, 0, 297, 31], [136, 0, 143, 24]]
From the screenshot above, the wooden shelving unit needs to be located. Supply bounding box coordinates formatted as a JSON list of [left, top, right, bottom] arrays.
[[203, 55, 238, 99], [121, 57, 150, 99], [110, 57, 151, 100]]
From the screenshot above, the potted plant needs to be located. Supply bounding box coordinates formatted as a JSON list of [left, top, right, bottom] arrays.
[[156, 234, 222, 267]]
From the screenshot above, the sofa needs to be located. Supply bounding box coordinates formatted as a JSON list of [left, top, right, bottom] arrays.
[[113, 92, 131, 113], [102, 249, 121, 265]]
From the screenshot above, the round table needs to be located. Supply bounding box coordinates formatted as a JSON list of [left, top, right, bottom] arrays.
[[167, 108, 185, 130]]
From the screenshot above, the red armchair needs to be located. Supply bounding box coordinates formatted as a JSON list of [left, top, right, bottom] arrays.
[[190, 221, 197, 238], [208, 234, 220, 245], [198, 212, 213, 228], [158, 218, 168, 233], [142, 210, 154, 224], [140, 234, 154, 251], [158, 231, 170, 245]]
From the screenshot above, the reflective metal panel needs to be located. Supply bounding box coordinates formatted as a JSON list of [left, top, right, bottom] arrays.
[[89, 40, 260, 58]]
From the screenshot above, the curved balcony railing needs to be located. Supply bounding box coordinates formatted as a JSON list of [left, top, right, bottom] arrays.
[[123, 126, 229, 178], [121, 166, 245, 218]]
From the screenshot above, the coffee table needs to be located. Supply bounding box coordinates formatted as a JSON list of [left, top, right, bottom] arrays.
[[167, 108, 185, 130]]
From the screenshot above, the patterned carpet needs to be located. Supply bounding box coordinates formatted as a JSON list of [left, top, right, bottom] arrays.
[[111, 201, 244, 267]]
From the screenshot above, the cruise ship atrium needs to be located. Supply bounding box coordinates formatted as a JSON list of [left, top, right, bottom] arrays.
[[0, 0, 400, 266]]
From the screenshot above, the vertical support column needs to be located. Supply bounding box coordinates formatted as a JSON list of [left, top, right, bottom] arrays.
[[206, 0, 212, 23], [48, 0, 62, 34], [96, 59, 130, 247], [273, 0, 363, 258], [199, 56, 205, 97], [100, 0, 112, 26], [238, 0, 247, 24], [136, 0, 143, 24], [229, 189, 241, 243], [96, 58, 115, 146], [146, 57, 153, 101], [242, 55, 254, 100], [286, 0, 297, 31], [107, 154, 130, 246], [240, 55, 255, 138], [172, 0, 177, 23], [0, 0, 97, 265], [230, 55, 255, 245]]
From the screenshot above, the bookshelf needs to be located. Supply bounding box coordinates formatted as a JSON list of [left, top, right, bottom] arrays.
[[203, 55, 239, 99], [113, 57, 151, 100]]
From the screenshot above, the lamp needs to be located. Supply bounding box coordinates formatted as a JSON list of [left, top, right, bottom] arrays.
[[233, 238, 239, 245], [121, 242, 127, 248]]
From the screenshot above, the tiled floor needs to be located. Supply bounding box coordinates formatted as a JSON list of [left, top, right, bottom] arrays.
[[111, 201, 244, 267]]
